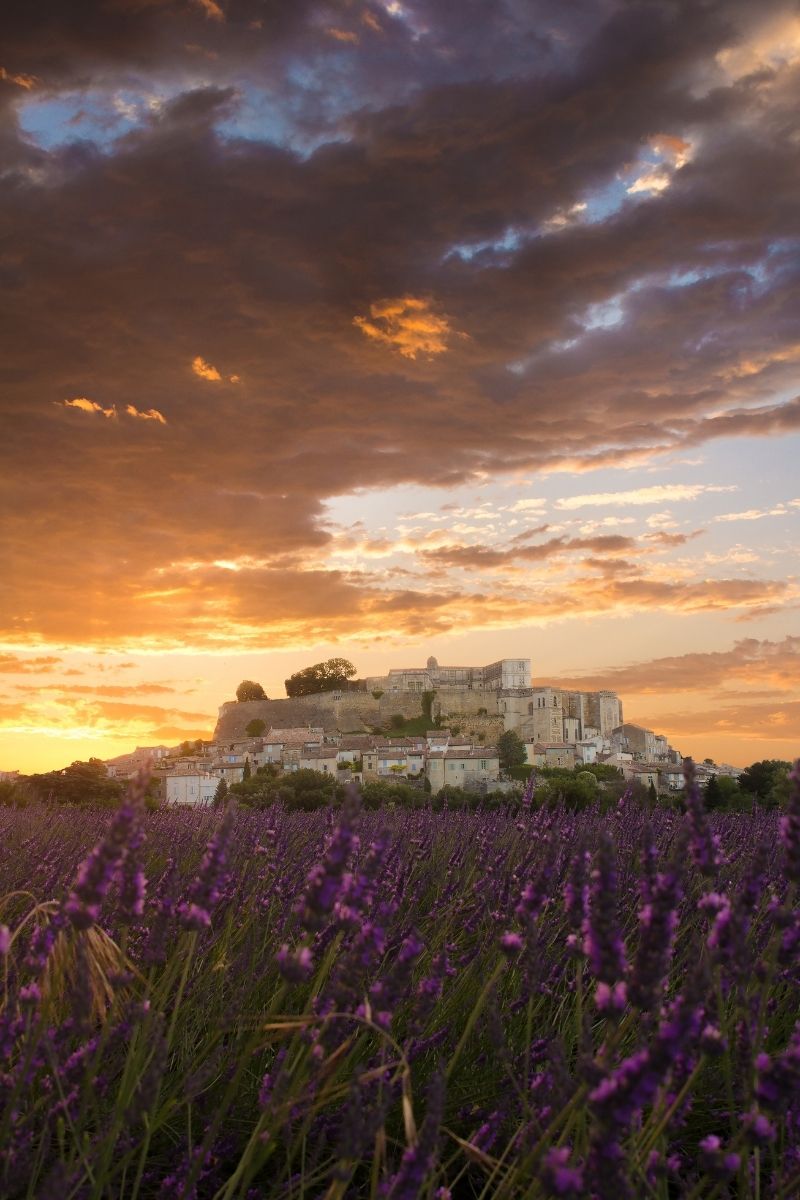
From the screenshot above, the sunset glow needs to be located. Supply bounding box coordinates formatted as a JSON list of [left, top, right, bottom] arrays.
[[1, 0, 798, 773]]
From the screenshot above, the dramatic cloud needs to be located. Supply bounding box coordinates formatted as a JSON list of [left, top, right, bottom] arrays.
[[0, 0, 797, 770]]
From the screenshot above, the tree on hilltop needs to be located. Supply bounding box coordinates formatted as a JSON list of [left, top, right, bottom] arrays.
[[245, 718, 267, 737], [285, 658, 357, 698], [236, 680, 267, 702]]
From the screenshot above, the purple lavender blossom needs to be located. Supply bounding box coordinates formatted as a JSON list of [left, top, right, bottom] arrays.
[[540, 1146, 584, 1197], [780, 760, 800, 883], [756, 1024, 800, 1113], [64, 768, 149, 930], [584, 835, 628, 1013], [178, 805, 234, 930], [683, 758, 721, 876], [386, 1069, 445, 1199], [296, 790, 360, 930], [628, 856, 682, 1011]]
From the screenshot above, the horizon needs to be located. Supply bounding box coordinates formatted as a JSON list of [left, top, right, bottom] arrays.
[[2, 1, 799, 776]]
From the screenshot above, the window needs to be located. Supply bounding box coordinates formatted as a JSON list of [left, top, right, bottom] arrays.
[[481, 760, 487, 769], [528, 703, 533, 715]]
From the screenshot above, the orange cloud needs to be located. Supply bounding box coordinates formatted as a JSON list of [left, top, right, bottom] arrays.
[[191, 355, 222, 381], [125, 404, 167, 424], [58, 398, 166, 425], [0, 66, 37, 89], [61, 397, 116, 419], [354, 297, 456, 359], [650, 133, 692, 167], [194, 0, 224, 22], [327, 27, 359, 44], [539, 636, 800, 696]]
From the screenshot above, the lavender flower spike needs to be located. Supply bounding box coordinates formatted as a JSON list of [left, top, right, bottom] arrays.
[[583, 834, 628, 1014], [179, 805, 235, 931], [779, 759, 800, 883], [64, 767, 149, 930], [683, 758, 721, 877]]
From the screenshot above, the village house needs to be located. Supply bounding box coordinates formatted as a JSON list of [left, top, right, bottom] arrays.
[[165, 771, 219, 806], [525, 742, 578, 770], [298, 746, 339, 774], [620, 762, 660, 791], [256, 727, 324, 771], [426, 747, 501, 792], [659, 766, 684, 793]]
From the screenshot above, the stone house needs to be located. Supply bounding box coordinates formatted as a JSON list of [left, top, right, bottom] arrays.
[[165, 772, 219, 806], [426, 748, 500, 793]]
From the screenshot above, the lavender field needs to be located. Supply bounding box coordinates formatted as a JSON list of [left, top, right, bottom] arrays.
[[2, 764, 800, 1199]]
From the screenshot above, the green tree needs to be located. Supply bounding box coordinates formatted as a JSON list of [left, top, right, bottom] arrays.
[[739, 760, 791, 807], [497, 729, 526, 771], [705, 774, 723, 809], [236, 680, 267, 702], [390, 713, 405, 730], [284, 659, 357, 698], [28, 759, 123, 807], [242, 758, 251, 781], [0, 779, 29, 808], [648, 780, 658, 805], [213, 777, 228, 807], [245, 718, 266, 737]]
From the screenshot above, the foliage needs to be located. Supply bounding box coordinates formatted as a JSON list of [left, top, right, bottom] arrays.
[[739, 759, 792, 807], [497, 728, 526, 770], [371, 689, 384, 699], [420, 690, 437, 724], [245, 718, 267, 737], [231, 767, 341, 811], [284, 658, 357, 698], [389, 713, 405, 730], [26, 759, 123, 807], [0, 780, 29, 808], [578, 762, 624, 782], [236, 680, 267, 702], [213, 777, 228, 807], [174, 738, 205, 757]]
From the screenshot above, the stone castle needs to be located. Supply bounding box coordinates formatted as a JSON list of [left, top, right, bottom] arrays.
[[214, 655, 625, 747]]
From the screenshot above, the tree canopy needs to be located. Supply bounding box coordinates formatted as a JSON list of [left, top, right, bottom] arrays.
[[245, 718, 267, 737], [739, 760, 791, 805], [285, 658, 357, 698], [236, 680, 267, 702], [27, 759, 123, 807], [497, 729, 527, 771]]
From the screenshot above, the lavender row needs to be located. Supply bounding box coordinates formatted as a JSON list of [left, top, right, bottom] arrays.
[[0, 761, 798, 1197]]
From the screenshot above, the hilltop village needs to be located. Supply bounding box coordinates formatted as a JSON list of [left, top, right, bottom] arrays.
[[103, 656, 740, 804]]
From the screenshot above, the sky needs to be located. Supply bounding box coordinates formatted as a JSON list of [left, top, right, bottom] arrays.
[[1, 0, 799, 773]]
